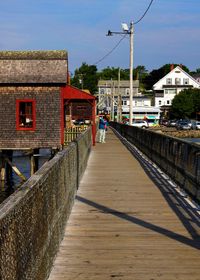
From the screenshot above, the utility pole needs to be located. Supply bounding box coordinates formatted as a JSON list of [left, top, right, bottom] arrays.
[[78, 73, 84, 90], [117, 68, 122, 122], [107, 22, 134, 124], [129, 22, 134, 125], [111, 80, 115, 121]]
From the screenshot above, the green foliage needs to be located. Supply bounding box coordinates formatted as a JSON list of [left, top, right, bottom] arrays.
[[97, 67, 129, 80], [97, 65, 148, 92], [71, 62, 199, 96], [134, 65, 148, 79], [191, 89, 200, 113], [71, 63, 98, 94], [97, 65, 148, 81], [171, 88, 200, 118]]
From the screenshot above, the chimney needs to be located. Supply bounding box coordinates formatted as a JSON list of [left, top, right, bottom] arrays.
[[170, 64, 174, 71]]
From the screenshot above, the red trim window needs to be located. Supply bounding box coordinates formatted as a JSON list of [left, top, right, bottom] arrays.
[[16, 99, 36, 131]]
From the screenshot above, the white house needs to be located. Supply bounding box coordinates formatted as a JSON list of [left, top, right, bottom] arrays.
[[153, 66, 200, 108]]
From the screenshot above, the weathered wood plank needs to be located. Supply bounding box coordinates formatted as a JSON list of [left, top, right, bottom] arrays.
[[48, 129, 200, 280]]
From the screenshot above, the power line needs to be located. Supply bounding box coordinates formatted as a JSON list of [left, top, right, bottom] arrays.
[[94, 34, 127, 66], [134, 0, 154, 25], [93, 0, 155, 66]]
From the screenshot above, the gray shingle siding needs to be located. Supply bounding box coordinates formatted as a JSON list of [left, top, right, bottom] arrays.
[[0, 87, 61, 149], [0, 50, 68, 84]]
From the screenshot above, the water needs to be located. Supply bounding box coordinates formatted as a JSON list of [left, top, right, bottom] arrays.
[[0, 149, 52, 204], [183, 138, 200, 144]]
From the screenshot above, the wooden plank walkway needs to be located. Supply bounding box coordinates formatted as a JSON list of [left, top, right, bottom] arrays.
[[48, 128, 200, 280]]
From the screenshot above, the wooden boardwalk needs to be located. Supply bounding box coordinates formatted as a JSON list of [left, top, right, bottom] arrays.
[[48, 128, 200, 280]]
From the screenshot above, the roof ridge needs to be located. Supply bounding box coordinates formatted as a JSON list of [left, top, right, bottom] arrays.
[[0, 50, 68, 60]]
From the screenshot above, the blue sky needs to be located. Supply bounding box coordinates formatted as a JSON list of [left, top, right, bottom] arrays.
[[0, 0, 200, 73]]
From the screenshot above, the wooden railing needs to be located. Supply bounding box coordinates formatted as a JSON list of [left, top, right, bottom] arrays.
[[0, 128, 92, 280], [64, 125, 88, 145]]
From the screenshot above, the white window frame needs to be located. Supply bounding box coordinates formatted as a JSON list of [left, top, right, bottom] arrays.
[[175, 78, 181, 85], [166, 78, 172, 85], [183, 78, 189, 85]]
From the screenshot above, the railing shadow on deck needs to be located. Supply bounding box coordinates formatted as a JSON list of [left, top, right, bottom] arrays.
[[77, 127, 200, 251], [76, 195, 200, 250], [112, 128, 200, 243]]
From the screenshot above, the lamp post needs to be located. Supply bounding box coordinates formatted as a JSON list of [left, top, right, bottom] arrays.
[[107, 22, 134, 125]]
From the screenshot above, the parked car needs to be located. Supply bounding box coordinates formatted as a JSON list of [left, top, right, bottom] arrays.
[[73, 118, 85, 125], [191, 121, 200, 130], [160, 119, 169, 126], [176, 120, 192, 130], [131, 120, 149, 129], [167, 120, 177, 127]]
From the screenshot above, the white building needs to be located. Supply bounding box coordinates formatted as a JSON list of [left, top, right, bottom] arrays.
[[121, 95, 151, 108], [153, 66, 200, 108]]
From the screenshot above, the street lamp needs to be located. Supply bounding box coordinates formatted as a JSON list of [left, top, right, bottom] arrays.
[[107, 22, 134, 125]]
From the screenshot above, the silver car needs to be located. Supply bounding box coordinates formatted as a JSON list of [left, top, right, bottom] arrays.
[[131, 120, 149, 129], [191, 121, 200, 130], [176, 120, 191, 130]]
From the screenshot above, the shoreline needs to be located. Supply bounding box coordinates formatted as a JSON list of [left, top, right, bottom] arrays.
[[149, 126, 200, 139]]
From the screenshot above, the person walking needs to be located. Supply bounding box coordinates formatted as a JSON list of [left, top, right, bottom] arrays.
[[98, 116, 108, 143]]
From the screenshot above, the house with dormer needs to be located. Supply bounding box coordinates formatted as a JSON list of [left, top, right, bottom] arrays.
[[153, 66, 200, 113]]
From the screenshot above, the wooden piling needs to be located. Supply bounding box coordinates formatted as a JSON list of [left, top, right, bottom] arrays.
[[30, 149, 39, 176], [4, 156, 26, 182]]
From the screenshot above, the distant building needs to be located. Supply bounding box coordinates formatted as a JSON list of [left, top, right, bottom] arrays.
[[97, 79, 152, 112], [120, 94, 151, 109], [153, 65, 200, 110]]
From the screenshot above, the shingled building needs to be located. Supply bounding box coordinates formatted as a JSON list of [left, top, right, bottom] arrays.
[[0, 50, 68, 150]]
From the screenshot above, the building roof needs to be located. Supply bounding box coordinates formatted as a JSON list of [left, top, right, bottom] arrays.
[[153, 66, 200, 89], [98, 79, 139, 88], [0, 50, 68, 85], [62, 85, 96, 100], [192, 73, 200, 79]]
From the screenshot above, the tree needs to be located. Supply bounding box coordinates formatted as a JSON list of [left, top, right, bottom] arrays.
[[134, 65, 148, 80], [97, 65, 148, 82], [191, 89, 200, 118], [171, 89, 194, 119], [71, 63, 98, 94], [190, 68, 200, 74], [134, 65, 148, 92], [97, 67, 129, 80], [97, 65, 148, 93]]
